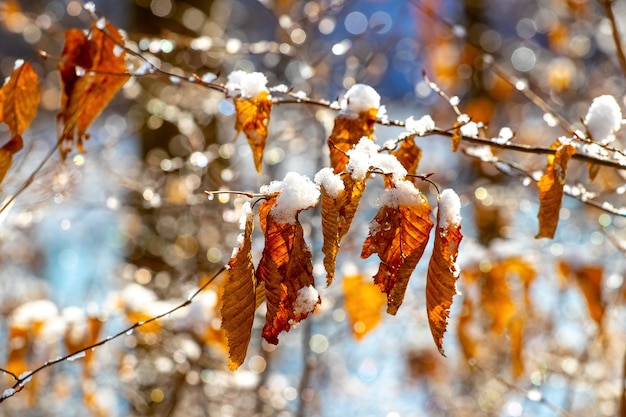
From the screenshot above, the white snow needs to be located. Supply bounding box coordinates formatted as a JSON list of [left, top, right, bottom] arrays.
[[13, 59, 24, 70], [458, 114, 480, 138], [405, 115, 435, 136], [438, 189, 461, 230], [118, 283, 157, 312], [66, 351, 86, 362], [1, 388, 15, 399], [346, 137, 380, 180], [260, 172, 320, 224], [226, 71, 269, 99], [584, 95, 622, 144], [377, 179, 426, 208], [493, 127, 514, 144], [270, 84, 289, 93], [314, 167, 345, 198], [293, 285, 319, 316], [341, 84, 380, 116], [10, 299, 59, 328]]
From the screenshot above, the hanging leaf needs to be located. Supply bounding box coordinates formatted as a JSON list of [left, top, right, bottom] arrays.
[[221, 205, 256, 370], [257, 199, 319, 344], [342, 274, 387, 340], [426, 189, 463, 355], [457, 295, 477, 361], [392, 136, 422, 176], [57, 21, 129, 160], [481, 259, 517, 334], [315, 170, 345, 285], [558, 261, 605, 327], [338, 175, 366, 241], [451, 119, 463, 152], [328, 110, 377, 173], [1, 61, 40, 145], [508, 316, 524, 378], [233, 91, 272, 173], [535, 143, 576, 238], [361, 180, 433, 314], [0, 148, 13, 186]]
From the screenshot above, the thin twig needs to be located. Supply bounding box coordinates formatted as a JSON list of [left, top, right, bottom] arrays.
[[600, 0, 626, 80], [0, 266, 226, 403]]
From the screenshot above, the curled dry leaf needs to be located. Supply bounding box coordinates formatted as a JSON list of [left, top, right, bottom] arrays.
[[342, 274, 386, 340], [361, 181, 433, 315], [558, 260, 605, 327], [319, 186, 344, 285], [426, 190, 463, 355], [57, 21, 129, 160], [0, 149, 13, 186], [508, 317, 524, 378], [221, 208, 256, 370], [233, 91, 272, 173], [328, 108, 377, 173], [256, 199, 319, 344], [536, 143, 576, 238], [1, 61, 40, 145]]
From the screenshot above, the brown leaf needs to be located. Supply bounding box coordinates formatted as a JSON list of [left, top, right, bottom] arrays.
[[451, 120, 462, 152], [1, 61, 40, 143], [328, 108, 377, 173], [257, 199, 319, 344], [233, 90, 272, 173], [457, 295, 477, 361], [338, 175, 366, 241], [536, 143, 576, 238], [57, 21, 129, 160], [0, 148, 13, 186], [481, 260, 517, 334], [508, 316, 524, 378], [426, 189, 463, 355], [342, 274, 386, 339], [361, 180, 433, 314], [319, 185, 344, 285], [221, 207, 256, 370], [392, 136, 422, 176]]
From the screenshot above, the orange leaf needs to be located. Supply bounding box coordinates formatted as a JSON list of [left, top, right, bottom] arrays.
[[233, 91, 272, 173], [426, 189, 462, 355], [361, 180, 433, 314], [508, 317, 524, 378], [57, 21, 129, 160], [0, 148, 13, 186], [451, 120, 462, 152], [558, 260, 605, 326], [481, 260, 517, 334], [257, 199, 319, 344], [535, 143, 576, 238], [338, 175, 366, 241], [319, 186, 343, 285], [221, 205, 256, 370], [342, 274, 387, 340], [392, 136, 422, 176], [457, 295, 477, 361], [328, 108, 377, 173], [1, 61, 40, 144]]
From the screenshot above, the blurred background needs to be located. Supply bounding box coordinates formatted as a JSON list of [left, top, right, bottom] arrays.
[[0, 0, 624, 416]]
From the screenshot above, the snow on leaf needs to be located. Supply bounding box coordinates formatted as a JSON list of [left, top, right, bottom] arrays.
[[361, 180, 434, 314], [342, 274, 386, 340], [221, 204, 256, 370], [1, 61, 40, 145], [256, 199, 319, 344], [57, 21, 130, 160], [426, 189, 463, 355], [328, 93, 378, 173], [536, 143, 576, 239], [584, 95, 622, 145], [233, 90, 272, 173]]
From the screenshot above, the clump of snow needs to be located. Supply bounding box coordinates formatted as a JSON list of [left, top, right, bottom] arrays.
[[226, 71, 269, 99], [314, 168, 345, 198], [341, 84, 380, 116], [270, 84, 289, 93], [66, 351, 87, 362], [261, 172, 320, 224], [346, 137, 407, 182], [10, 299, 59, 328], [584, 95, 622, 144], [457, 114, 479, 138], [293, 285, 319, 316], [118, 283, 157, 312], [377, 179, 426, 208], [438, 189, 461, 230], [238, 202, 252, 230], [405, 115, 435, 136], [2, 388, 15, 399], [493, 127, 514, 144]]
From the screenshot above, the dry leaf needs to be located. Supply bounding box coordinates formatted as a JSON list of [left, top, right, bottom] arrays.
[[361, 181, 433, 314], [536, 143, 576, 238], [221, 207, 256, 370], [0, 148, 13, 186], [392, 136, 422, 176], [457, 295, 477, 361], [57, 21, 129, 160], [233, 91, 272, 173], [426, 190, 463, 355], [558, 260, 605, 326], [338, 175, 366, 241], [328, 108, 377, 173], [342, 274, 386, 339], [508, 316, 524, 378], [451, 120, 462, 152], [1, 61, 40, 144], [257, 199, 319, 344], [319, 185, 344, 285]]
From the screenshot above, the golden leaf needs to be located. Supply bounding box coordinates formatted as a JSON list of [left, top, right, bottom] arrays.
[[221, 208, 256, 370], [451, 120, 462, 152], [558, 260, 605, 326], [328, 108, 377, 173], [508, 316, 524, 378], [57, 21, 130, 160], [338, 175, 366, 241], [0, 148, 13, 186], [457, 295, 477, 361], [361, 181, 433, 314], [1, 61, 39, 143], [392, 136, 422, 176], [535, 143, 576, 238], [319, 185, 344, 285], [426, 191, 463, 355], [481, 259, 525, 334], [342, 274, 386, 340], [257, 199, 319, 344], [233, 90, 272, 173]]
